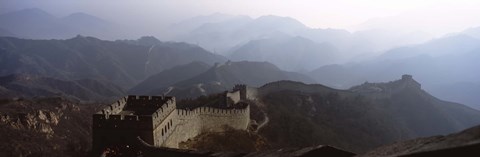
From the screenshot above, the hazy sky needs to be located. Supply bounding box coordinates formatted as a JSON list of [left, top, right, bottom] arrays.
[[2, 0, 480, 36]]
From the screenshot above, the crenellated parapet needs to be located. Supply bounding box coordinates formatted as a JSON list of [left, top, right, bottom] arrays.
[[92, 95, 176, 130], [96, 96, 128, 116], [176, 105, 249, 118]]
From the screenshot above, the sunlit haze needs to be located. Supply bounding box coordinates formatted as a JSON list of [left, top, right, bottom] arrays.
[[2, 0, 480, 36]]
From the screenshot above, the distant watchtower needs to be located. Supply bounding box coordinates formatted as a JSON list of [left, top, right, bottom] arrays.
[[92, 95, 176, 153], [233, 84, 247, 100], [402, 74, 413, 80], [401, 74, 421, 89]]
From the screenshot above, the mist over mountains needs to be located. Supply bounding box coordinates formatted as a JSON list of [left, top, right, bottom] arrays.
[[130, 61, 315, 98], [1, 8, 480, 109], [310, 34, 480, 109], [0, 8, 117, 39], [0, 35, 226, 102], [1, 5, 480, 156]]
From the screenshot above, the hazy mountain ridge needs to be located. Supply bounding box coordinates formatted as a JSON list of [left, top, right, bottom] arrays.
[[175, 15, 308, 53], [0, 8, 118, 39], [309, 34, 480, 109], [0, 74, 125, 102], [172, 13, 435, 66], [0, 35, 227, 101], [229, 36, 339, 71], [131, 61, 316, 99], [128, 61, 211, 94], [0, 27, 15, 37], [463, 26, 480, 39]]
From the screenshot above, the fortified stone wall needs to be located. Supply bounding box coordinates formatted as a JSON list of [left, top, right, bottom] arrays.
[[93, 85, 252, 152], [162, 105, 250, 148]]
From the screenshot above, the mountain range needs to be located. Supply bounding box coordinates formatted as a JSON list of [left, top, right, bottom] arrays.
[[169, 13, 436, 72], [309, 34, 480, 109], [1, 6, 480, 157], [228, 36, 339, 71], [0, 36, 225, 90], [129, 61, 315, 99], [0, 8, 117, 39], [0, 74, 125, 102]]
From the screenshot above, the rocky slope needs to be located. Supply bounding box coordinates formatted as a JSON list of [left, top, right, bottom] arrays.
[[360, 125, 480, 156], [0, 97, 100, 157]]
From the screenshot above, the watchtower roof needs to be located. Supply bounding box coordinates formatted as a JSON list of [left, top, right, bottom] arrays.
[[120, 95, 174, 115]]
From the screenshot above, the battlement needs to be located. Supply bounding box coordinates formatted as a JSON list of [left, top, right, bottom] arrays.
[[176, 104, 249, 118], [233, 84, 247, 91], [93, 95, 176, 129], [96, 96, 128, 115]]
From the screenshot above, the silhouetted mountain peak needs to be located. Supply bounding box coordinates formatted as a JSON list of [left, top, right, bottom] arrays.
[[429, 34, 478, 46], [214, 60, 280, 71], [11, 8, 53, 18], [137, 36, 162, 45], [249, 15, 307, 30], [0, 74, 40, 83], [68, 35, 103, 43], [64, 12, 98, 19], [61, 12, 108, 24]]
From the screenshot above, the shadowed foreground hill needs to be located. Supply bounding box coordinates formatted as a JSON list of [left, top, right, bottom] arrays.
[[91, 124, 480, 157], [360, 125, 480, 157], [253, 76, 480, 153]]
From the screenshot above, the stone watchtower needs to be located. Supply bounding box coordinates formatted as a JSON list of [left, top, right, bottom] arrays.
[[233, 84, 247, 100], [401, 74, 421, 89], [92, 95, 176, 153]]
